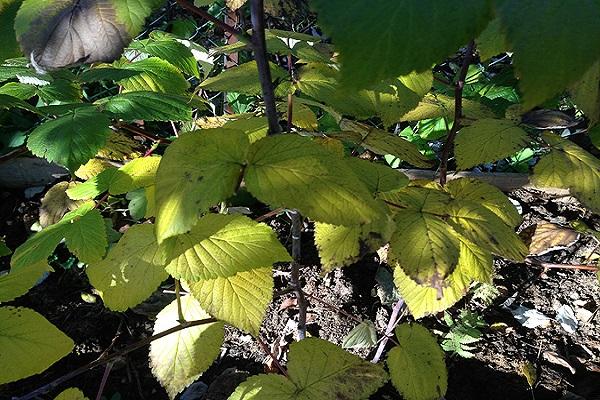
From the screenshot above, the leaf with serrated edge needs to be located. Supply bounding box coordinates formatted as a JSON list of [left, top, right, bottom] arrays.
[[229, 338, 387, 400], [165, 214, 290, 281], [98, 91, 193, 122], [498, 0, 600, 109], [0, 261, 51, 304], [387, 323, 448, 400], [395, 235, 493, 319], [11, 202, 107, 269], [117, 58, 190, 94], [533, 133, 600, 214], [149, 296, 224, 399], [39, 182, 85, 228], [27, 107, 111, 171], [400, 93, 494, 122], [155, 129, 249, 242], [570, 62, 600, 126], [187, 266, 273, 335], [455, 119, 530, 170], [444, 199, 527, 262], [128, 34, 200, 78], [445, 178, 521, 228], [200, 61, 288, 96], [311, 0, 492, 88], [244, 134, 384, 226], [314, 223, 361, 272], [87, 224, 169, 311], [0, 306, 74, 385]]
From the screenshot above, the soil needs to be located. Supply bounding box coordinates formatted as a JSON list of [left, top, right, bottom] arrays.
[[1, 185, 599, 400]]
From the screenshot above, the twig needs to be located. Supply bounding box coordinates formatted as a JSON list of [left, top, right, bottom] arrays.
[[255, 337, 289, 377], [439, 40, 476, 186], [118, 123, 171, 143], [371, 299, 405, 364], [0, 146, 28, 163], [255, 207, 284, 222], [303, 291, 362, 324], [13, 318, 218, 400], [173, 0, 249, 43], [94, 362, 113, 400], [286, 53, 294, 132], [288, 210, 307, 340], [525, 258, 598, 272], [250, 0, 281, 135]]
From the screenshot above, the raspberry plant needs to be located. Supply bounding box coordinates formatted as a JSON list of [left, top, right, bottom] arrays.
[[0, 0, 599, 399]]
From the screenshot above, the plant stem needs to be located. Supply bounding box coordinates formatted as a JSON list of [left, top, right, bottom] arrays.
[[255, 337, 289, 377], [439, 40, 476, 186], [250, 0, 281, 135], [175, 280, 186, 322], [371, 299, 405, 364], [94, 362, 113, 400], [173, 0, 249, 43], [289, 210, 307, 340], [14, 318, 217, 400]]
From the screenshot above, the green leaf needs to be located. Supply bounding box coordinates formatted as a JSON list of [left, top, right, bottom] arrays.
[[0, 0, 22, 62], [387, 323, 447, 400], [314, 223, 361, 271], [165, 214, 291, 281], [128, 32, 200, 77], [498, 0, 600, 109], [311, 0, 493, 88], [570, 61, 600, 126], [345, 158, 409, 195], [199, 61, 289, 96], [117, 58, 190, 94], [331, 125, 434, 168], [98, 91, 193, 122], [187, 266, 273, 335], [87, 224, 169, 311], [11, 202, 107, 269], [112, 0, 166, 35], [400, 93, 495, 122], [296, 63, 432, 127], [0, 261, 51, 303], [342, 320, 377, 349], [229, 338, 388, 400], [0, 306, 74, 384], [454, 119, 530, 170], [27, 107, 111, 171], [155, 129, 249, 242], [0, 240, 11, 257], [445, 178, 521, 228], [68, 156, 161, 199], [476, 18, 509, 61], [0, 82, 36, 99], [390, 208, 461, 287], [533, 133, 600, 214], [54, 388, 89, 400], [149, 296, 224, 399], [244, 134, 385, 226]]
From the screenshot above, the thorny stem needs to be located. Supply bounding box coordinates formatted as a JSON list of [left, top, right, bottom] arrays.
[[289, 210, 307, 340], [371, 299, 405, 364], [13, 318, 217, 400], [250, 0, 281, 135], [175, 280, 186, 322], [286, 53, 295, 132], [439, 40, 476, 186], [173, 0, 250, 43]]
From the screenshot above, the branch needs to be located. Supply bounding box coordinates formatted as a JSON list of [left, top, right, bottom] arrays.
[[13, 318, 217, 400], [250, 0, 281, 134], [400, 169, 570, 195], [371, 298, 405, 364], [173, 0, 250, 44], [439, 40, 476, 186], [289, 210, 307, 340]]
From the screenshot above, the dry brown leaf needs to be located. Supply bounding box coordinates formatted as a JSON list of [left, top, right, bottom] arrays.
[[526, 222, 579, 255], [39, 182, 85, 227]]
